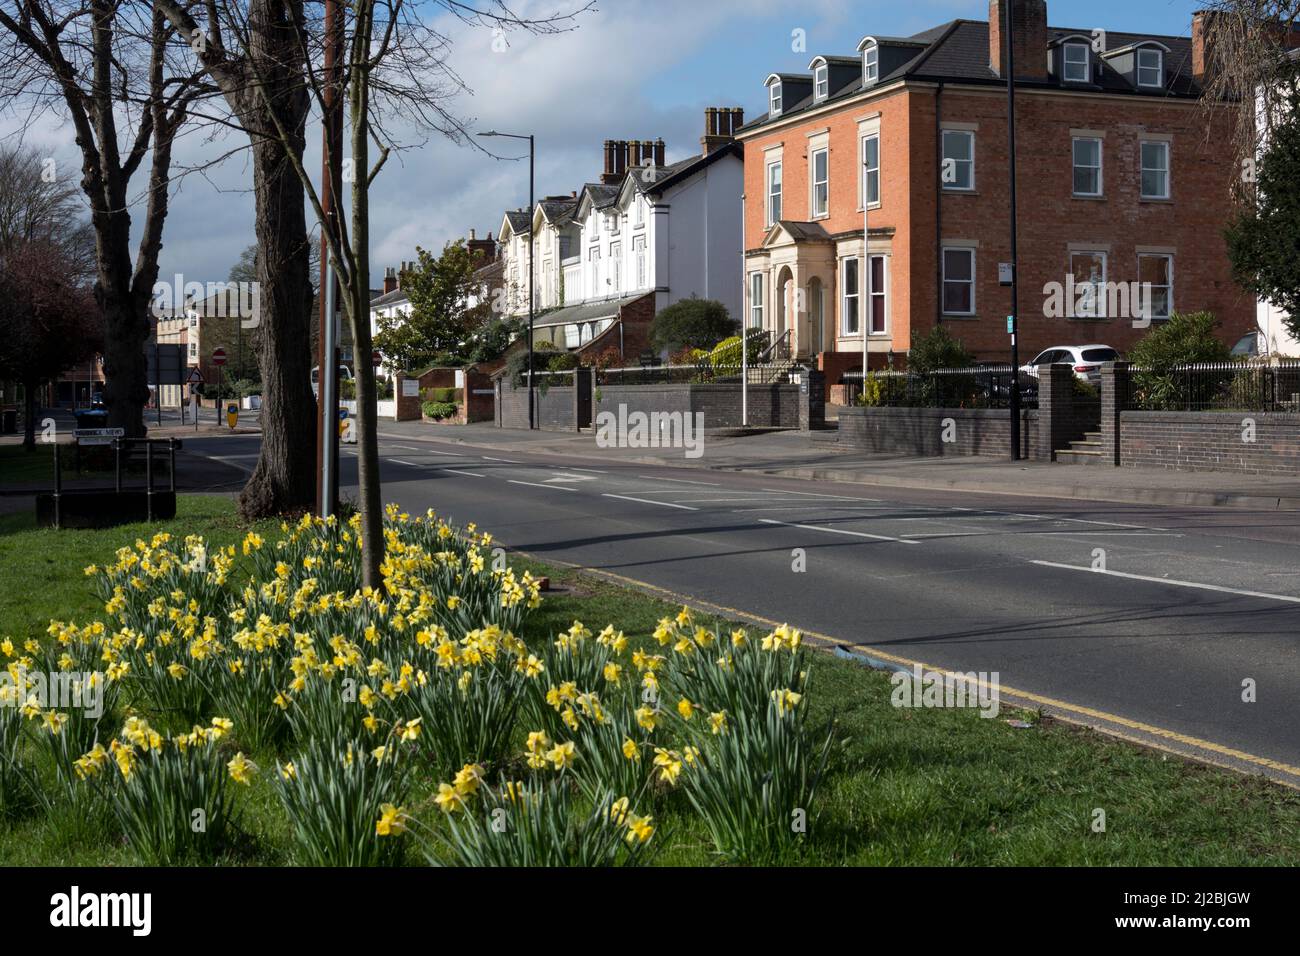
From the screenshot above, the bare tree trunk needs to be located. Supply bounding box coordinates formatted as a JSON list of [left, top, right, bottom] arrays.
[[234, 0, 315, 519]]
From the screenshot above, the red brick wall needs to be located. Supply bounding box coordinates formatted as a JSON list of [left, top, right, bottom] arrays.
[[740, 81, 1251, 366]]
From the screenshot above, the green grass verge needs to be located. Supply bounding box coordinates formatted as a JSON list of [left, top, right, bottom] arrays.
[[1, 494, 1299, 866]]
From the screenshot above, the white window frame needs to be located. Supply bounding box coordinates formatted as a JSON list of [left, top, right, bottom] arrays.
[[587, 246, 601, 300], [1136, 48, 1164, 89], [862, 133, 880, 207], [811, 147, 829, 219], [610, 242, 622, 294], [634, 196, 644, 225], [634, 235, 647, 290], [1140, 140, 1171, 199], [941, 247, 976, 316], [1138, 253, 1174, 320], [1070, 250, 1108, 318], [1072, 136, 1103, 197], [749, 272, 764, 329], [1063, 42, 1090, 83], [766, 161, 783, 226], [609, 211, 619, 236], [841, 256, 861, 336], [867, 254, 889, 335], [941, 130, 975, 192], [863, 43, 879, 84], [814, 63, 829, 101], [769, 82, 782, 117]]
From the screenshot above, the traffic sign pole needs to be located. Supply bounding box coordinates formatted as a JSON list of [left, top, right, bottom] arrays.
[[211, 349, 228, 429]]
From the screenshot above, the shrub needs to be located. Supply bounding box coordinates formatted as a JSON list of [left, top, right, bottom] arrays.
[[422, 401, 458, 421], [855, 372, 884, 407], [425, 387, 461, 404], [1129, 311, 1231, 410], [907, 326, 975, 374], [709, 329, 766, 368], [650, 297, 735, 353]]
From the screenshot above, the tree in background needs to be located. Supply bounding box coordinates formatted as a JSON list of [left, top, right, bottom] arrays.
[[374, 240, 483, 371], [0, 1, 205, 438], [1226, 92, 1300, 340], [0, 240, 102, 448], [649, 297, 735, 355], [1196, 1, 1300, 181]]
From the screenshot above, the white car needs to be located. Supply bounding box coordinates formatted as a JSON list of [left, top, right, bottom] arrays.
[[1021, 345, 1120, 385], [310, 364, 354, 398]]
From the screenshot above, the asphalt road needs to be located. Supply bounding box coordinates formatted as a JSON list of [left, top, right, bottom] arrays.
[[185, 430, 1300, 785]]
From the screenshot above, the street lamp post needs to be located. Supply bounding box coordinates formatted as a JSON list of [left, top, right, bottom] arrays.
[[1005, 1, 1023, 460], [478, 131, 536, 429]]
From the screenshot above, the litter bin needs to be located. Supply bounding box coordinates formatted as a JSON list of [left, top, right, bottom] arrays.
[[0, 408, 15, 435]]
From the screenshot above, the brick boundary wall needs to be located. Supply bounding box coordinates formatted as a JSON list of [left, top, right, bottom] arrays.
[[593, 383, 802, 430], [838, 405, 1039, 459], [497, 381, 576, 432], [1119, 411, 1300, 475]]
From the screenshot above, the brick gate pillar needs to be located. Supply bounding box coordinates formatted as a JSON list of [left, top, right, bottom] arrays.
[[1100, 361, 1131, 466]]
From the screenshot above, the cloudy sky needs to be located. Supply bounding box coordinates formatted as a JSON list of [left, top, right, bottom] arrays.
[[3, 0, 1206, 290]]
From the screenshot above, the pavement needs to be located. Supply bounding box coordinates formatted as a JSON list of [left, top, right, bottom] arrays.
[[372, 420, 1300, 512]]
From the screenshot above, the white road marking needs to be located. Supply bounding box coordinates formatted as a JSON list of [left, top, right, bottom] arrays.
[[1030, 561, 1300, 604], [758, 517, 921, 544], [410, 448, 465, 457], [759, 488, 881, 501], [443, 469, 486, 478], [564, 467, 608, 474], [508, 479, 577, 492], [603, 494, 699, 511], [635, 475, 720, 486], [483, 456, 522, 463], [388, 445, 421, 451], [387, 459, 422, 467], [545, 473, 598, 483]]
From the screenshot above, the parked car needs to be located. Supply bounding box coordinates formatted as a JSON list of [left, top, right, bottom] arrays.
[[1020, 345, 1120, 385], [310, 364, 354, 398], [1231, 331, 1260, 358]]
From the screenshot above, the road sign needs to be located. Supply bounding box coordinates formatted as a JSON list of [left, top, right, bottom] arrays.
[[1006, 315, 1015, 334], [74, 427, 124, 447], [186, 367, 204, 384], [211, 347, 227, 366], [372, 349, 382, 368]]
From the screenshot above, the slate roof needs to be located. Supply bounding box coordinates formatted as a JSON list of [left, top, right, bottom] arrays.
[[503, 209, 531, 234], [742, 17, 1203, 134]]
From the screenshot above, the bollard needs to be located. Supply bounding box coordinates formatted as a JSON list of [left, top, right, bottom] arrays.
[[169, 438, 177, 494], [52, 441, 62, 529]]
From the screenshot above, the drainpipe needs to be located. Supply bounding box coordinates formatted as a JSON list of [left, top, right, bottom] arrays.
[[935, 81, 945, 329]]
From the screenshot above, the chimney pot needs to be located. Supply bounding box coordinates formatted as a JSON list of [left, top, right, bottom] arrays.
[[654, 138, 665, 166]]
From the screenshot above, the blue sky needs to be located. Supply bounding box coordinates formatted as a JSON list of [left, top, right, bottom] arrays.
[[0, 0, 1214, 289]]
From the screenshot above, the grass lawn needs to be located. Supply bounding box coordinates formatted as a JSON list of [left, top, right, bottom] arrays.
[[2, 494, 1299, 866]]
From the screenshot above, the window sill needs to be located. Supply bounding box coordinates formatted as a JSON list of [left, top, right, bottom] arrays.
[[941, 313, 977, 320], [1140, 196, 1174, 204], [1072, 194, 1106, 201], [856, 203, 883, 213], [941, 188, 977, 195]]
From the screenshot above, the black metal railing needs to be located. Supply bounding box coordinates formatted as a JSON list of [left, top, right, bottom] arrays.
[[842, 365, 1039, 410], [1127, 361, 1300, 412], [595, 362, 796, 387]]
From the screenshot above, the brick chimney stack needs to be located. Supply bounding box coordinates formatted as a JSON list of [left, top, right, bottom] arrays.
[[700, 106, 744, 154], [1191, 10, 1218, 85], [467, 228, 496, 264], [383, 267, 397, 295], [989, 0, 1049, 81]]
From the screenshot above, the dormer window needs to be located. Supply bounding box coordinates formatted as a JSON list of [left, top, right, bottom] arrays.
[[1136, 47, 1164, 88], [769, 81, 783, 117], [1063, 42, 1090, 83], [863, 42, 879, 84], [814, 63, 829, 101]]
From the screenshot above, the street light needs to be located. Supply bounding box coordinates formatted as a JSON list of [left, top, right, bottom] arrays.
[[1004, 2, 1023, 460], [478, 130, 536, 430]]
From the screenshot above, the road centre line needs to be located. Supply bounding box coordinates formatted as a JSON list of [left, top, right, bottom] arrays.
[[387, 459, 422, 467], [602, 494, 699, 511], [1031, 560, 1300, 604], [508, 479, 577, 492], [443, 469, 486, 478], [482, 456, 522, 463], [758, 517, 922, 544]]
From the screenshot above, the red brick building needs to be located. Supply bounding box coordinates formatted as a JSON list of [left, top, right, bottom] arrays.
[[736, 0, 1257, 378]]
